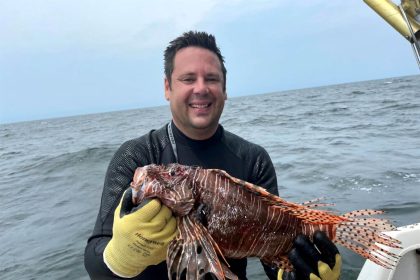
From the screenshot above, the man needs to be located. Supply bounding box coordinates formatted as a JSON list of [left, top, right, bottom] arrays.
[[84, 31, 341, 280]]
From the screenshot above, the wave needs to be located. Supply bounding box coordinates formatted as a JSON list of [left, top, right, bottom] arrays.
[[5, 145, 117, 178], [350, 90, 365, 95], [328, 176, 387, 192], [384, 170, 419, 182], [380, 103, 420, 111], [0, 132, 14, 138], [309, 123, 373, 132], [381, 201, 420, 216], [0, 150, 23, 161], [329, 107, 349, 113], [394, 85, 415, 90], [381, 99, 397, 105]]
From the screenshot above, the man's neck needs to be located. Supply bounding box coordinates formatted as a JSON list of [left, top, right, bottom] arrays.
[[171, 120, 219, 141]]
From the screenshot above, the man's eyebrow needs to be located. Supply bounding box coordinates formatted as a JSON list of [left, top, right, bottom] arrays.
[[206, 72, 222, 77], [178, 72, 196, 77]]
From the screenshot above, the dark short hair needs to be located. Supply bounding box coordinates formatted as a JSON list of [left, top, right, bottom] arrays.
[[164, 31, 227, 91]]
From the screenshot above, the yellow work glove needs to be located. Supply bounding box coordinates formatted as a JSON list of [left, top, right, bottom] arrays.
[[278, 231, 341, 280], [103, 189, 177, 278]]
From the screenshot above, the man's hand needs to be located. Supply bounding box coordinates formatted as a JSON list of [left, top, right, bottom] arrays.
[[278, 231, 341, 280], [103, 189, 177, 278]]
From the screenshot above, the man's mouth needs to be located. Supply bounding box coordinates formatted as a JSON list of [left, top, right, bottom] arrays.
[[189, 103, 211, 109]]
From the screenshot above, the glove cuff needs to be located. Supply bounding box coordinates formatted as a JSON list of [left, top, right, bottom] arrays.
[[103, 239, 147, 278]]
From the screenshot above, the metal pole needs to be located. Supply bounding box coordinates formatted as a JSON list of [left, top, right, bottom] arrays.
[[399, 4, 420, 69]]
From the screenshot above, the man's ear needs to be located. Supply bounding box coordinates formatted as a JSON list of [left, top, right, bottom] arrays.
[[164, 78, 170, 101]]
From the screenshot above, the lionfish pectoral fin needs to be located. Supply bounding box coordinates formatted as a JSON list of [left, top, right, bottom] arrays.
[[167, 216, 238, 280], [334, 210, 402, 269]]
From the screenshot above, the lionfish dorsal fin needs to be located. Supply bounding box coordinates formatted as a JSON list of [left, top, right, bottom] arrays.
[[167, 216, 238, 280], [208, 169, 291, 207]]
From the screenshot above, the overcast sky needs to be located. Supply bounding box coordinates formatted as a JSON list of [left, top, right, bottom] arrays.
[[1, 0, 419, 124]]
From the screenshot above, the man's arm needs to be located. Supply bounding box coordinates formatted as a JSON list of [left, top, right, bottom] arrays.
[[249, 147, 280, 280], [103, 190, 176, 278], [84, 139, 143, 278], [251, 147, 279, 196]]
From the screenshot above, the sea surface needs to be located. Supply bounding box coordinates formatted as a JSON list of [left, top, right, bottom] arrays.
[[1, 75, 419, 280]]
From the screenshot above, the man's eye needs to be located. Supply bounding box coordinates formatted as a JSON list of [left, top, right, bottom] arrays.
[[207, 77, 220, 83], [181, 77, 194, 83]]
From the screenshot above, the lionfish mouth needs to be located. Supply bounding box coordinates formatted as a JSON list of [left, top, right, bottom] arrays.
[[130, 167, 150, 204], [131, 181, 147, 204], [132, 175, 170, 205]]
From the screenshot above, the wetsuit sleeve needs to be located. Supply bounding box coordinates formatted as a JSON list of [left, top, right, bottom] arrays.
[[251, 147, 279, 196], [250, 147, 279, 280], [84, 139, 148, 279]]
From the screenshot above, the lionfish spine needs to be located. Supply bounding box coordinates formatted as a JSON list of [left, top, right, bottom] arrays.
[[300, 197, 335, 208]]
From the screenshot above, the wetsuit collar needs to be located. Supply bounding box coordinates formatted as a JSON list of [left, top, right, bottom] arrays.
[[170, 121, 223, 146], [167, 121, 223, 163]]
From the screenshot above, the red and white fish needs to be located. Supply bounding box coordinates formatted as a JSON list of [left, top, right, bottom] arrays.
[[130, 164, 401, 280]]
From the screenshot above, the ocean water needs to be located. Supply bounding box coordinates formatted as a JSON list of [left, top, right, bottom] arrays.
[[1, 75, 419, 280]]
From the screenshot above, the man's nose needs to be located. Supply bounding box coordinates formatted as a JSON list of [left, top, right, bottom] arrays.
[[194, 78, 209, 94]]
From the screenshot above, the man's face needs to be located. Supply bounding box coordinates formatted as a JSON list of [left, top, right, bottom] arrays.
[[165, 46, 226, 140]]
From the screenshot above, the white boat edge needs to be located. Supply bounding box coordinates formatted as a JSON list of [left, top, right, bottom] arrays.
[[357, 222, 420, 280]]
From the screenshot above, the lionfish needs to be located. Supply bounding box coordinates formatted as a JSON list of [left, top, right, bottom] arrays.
[[130, 164, 401, 280]]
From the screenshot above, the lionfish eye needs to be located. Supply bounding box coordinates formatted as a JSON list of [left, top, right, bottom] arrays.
[[169, 169, 176, 176]]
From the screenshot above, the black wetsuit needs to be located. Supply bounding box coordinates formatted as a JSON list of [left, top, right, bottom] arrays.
[[84, 122, 279, 279]]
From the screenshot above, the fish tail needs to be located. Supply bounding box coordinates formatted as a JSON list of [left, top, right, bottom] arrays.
[[334, 209, 402, 269]]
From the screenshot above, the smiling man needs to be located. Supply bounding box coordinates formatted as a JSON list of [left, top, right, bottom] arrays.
[[84, 31, 341, 280], [164, 45, 226, 140]]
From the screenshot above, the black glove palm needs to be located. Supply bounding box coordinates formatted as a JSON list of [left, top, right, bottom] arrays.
[[278, 231, 341, 280]]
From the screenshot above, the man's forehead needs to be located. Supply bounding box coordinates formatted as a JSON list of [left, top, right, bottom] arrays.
[[173, 46, 222, 68]]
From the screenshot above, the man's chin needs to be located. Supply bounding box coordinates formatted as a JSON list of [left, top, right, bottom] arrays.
[[191, 123, 213, 130], [189, 120, 219, 132]]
